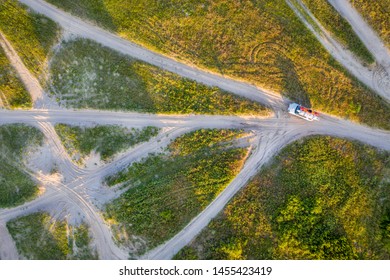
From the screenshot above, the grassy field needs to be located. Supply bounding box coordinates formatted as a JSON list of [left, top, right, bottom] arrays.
[[54, 124, 159, 165], [175, 136, 390, 260], [0, 0, 60, 77], [0, 124, 43, 208], [48, 38, 268, 115], [350, 0, 390, 48], [46, 0, 390, 129], [297, 0, 374, 64], [0, 46, 31, 108], [104, 129, 250, 256], [7, 212, 98, 260]]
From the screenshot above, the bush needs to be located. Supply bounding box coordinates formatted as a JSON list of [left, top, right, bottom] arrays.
[[175, 136, 390, 260], [300, 0, 374, 64], [350, 0, 390, 48], [0, 46, 31, 108], [104, 129, 250, 256], [0, 0, 59, 76], [55, 123, 160, 164], [0, 124, 43, 208], [7, 212, 98, 259], [47, 0, 390, 128], [48, 38, 268, 115]]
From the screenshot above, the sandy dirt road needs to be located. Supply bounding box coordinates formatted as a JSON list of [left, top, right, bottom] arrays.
[[0, 224, 19, 260], [0, 109, 277, 129], [143, 115, 390, 259], [328, 0, 390, 65], [1, 109, 389, 149], [143, 128, 302, 259], [327, 0, 390, 98], [286, 0, 390, 102], [0, 124, 194, 259], [18, 0, 286, 111], [0, 0, 388, 260], [1, 107, 389, 259]]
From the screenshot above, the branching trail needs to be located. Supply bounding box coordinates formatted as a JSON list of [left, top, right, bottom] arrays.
[[18, 0, 286, 112], [327, 0, 390, 65], [285, 0, 390, 102], [0, 0, 389, 260], [36, 120, 86, 179], [1, 108, 388, 260], [0, 185, 62, 260], [78, 127, 189, 185], [327, 0, 390, 99], [143, 131, 285, 259], [143, 117, 390, 259]]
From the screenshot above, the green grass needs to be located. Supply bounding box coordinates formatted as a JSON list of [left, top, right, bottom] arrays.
[[175, 136, 390, 260], [54, 123, 159, 164], [104, 129, 250, 256], [46, 0, 390, 129], [298, 0, 374, 64], [350, 0, 390, 48], [48, 38, 268, 115], [7, 212, 98, 260], [0, 124, 43, 208], [0, 161, 39, 208], [0, 46, 31, 108], [0, 0, 60, 77]]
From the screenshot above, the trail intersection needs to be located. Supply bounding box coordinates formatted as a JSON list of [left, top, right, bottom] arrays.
[[0, 0, 389, 260]]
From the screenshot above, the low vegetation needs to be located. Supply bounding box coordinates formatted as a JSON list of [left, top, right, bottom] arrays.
[[0, 0, 60, 77], [175, 136, 390, 260], [104, 129, 250, 256], [0, 124, 43, 208], [297, 0, 374, 64], [48, 38, 268, 115], [54, 123, 159, 164], [47, 0, 390, 129], [7, 212, 98, 260], [350, 0, 390, 48], [0, 46, 31, 108]]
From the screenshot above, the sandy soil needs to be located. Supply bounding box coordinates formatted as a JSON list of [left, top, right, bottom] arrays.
[[0, 0, 388, 260], [1, 107, 389, 259], [286, 0, 390, 102], [143, 116, 390, 259], [327, 0, 390, 99], [328, 0, 390, 65], [18, 0, 286, 112], [0, 224, 19, 260]]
